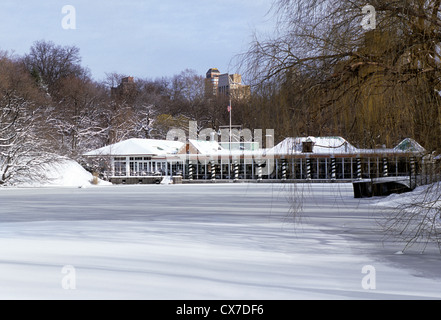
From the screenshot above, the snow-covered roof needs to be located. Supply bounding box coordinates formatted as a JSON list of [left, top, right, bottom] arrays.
[[84, 136, 426, 158], [269, 136, 358, 155], [84, 138, 185, 157], [185, 140, 262, 157], [188, 139, 225, 154], [394, 138, 425, 153], [269, 136, 426, 155]]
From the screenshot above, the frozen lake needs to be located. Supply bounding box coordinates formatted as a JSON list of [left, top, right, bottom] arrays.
[[0, 183, 440, 299]]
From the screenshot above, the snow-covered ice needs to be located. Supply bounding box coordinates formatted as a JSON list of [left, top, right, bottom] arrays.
[[0, 181, 440, 300]]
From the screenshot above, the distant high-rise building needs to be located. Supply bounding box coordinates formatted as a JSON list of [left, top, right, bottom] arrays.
[[204, 68, 250, 100], [205, 68, 221, 97], [218, 73, 250, 100]]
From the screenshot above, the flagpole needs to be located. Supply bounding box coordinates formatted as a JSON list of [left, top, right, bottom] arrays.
[[228, 79, 241, 152], [229, 97, 232, 152]]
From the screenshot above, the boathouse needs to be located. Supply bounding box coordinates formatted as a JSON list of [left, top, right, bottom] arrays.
[[83, 136, 433, 191]]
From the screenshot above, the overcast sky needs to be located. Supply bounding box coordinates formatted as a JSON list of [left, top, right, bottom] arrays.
[[0, 1, 275, 82]]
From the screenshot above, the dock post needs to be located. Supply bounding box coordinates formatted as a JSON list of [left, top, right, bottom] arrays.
[[211, 161, 216, 182], [281, 159, 287, 181], [188, 162, 194, 181], [234, 160, 239, 182], [306, 158, 311, 180], [357, 158, 362, 180], [257, 161, 263, 182], [383, 157, 388, 177], [331, 157, 336, 182]]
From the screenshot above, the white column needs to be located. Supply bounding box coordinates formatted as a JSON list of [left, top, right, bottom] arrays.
[[125, 156, 130, 177]]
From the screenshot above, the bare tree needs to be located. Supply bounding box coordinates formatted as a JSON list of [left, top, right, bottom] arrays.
[[129, 78, 169, 139], [22, 40, 89, 96], [239, 0, 441, 150], [0, 54, 60, 186], [51, 76, 110, 158], [166, 69, 211, 127]]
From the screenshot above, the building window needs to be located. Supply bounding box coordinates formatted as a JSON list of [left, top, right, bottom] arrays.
[[114, 160, 126, 176]]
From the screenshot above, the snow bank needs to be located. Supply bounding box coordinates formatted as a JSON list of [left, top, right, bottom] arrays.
[[373, 182, 441, 251], [18, 159, 112, 188], [374, 183, 439, 208], [375, 182, 441, 219]]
